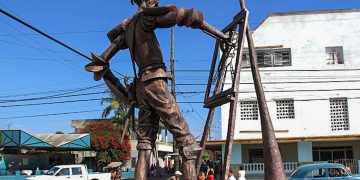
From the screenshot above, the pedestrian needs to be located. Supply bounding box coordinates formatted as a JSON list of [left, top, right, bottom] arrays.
[[198, 172, 206, 180], [116, 167, 122, 180], [7, 162, 15, 175], [207, 164, 214, 177], [238, 165, 246, 180], [111, 168, 116, 180], [167, 170, 182, 180], [207, 169, 215, 180], [345, 162, 351, 173], [150, 164, 155, 176], [228, 169, 236, 180]]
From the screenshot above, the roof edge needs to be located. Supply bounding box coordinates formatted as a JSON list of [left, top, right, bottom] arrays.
[[252, 8, 360, 32], [269, 8, 360, 17]]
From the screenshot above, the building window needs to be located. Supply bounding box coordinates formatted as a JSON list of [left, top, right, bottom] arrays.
[[242, 48, 291, 68], [313, 146, 353, 161], [325, 47, 344, 64], [249, 149, 264, 163], [330, 98, 349, 131], [276, 99, 295, 119], [240, 101, 258, 120], [131, 158, 136, 168]]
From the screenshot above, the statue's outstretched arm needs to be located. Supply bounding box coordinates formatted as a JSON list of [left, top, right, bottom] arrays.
[[149, 6, 228, 41], [85, 18, 133, 104]]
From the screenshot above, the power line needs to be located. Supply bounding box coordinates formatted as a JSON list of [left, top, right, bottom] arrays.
[[0, 83, 105, 98], [175, 79, 360, 86], [0, 94, 203, 108], [0, 109, 102, 120], [174, 68, 360, 72], [0, 91, 104, 103], [0, 39, 76, 55], [175, 87, 360, 95], [0, 20, 82, 73], [0, 8, 128, 79], [0, 30, 106, 37], [0, 8, 92, 61], [0, 56, 127, 63], [0, 104, 101, 114], [0, 98, 102, 108], [175, 86, 221, 137]]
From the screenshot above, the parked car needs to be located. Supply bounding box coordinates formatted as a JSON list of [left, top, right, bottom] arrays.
[[25, 164, 111, 180], [289, 163, 360, 180]]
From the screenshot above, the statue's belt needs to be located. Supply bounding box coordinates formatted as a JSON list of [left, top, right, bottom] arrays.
[[138, 63, 172, 82]]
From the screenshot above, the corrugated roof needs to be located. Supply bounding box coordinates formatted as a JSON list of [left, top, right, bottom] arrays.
[[33, 134, 89, 147]]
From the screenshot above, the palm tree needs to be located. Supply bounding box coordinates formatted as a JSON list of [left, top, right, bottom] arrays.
[[0, 131, 2, 146], [101, 90, 133, 132]]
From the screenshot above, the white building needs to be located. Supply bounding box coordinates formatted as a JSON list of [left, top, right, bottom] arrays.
[[217, 9, 360, 174]]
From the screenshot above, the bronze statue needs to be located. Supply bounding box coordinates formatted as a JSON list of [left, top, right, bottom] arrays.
[[85, 0, 228, 179]]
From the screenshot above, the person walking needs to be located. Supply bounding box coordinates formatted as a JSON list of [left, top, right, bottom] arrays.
[[167, 171, 182, 180], [116, 167, 122, 180], [207, 169, 215, 180], [111, 168, 116, 180], [198, 172, 206, 180], [238, 165, 246, 180], [228, 169, 236, 180]]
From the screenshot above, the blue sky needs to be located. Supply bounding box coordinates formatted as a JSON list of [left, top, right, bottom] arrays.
[[0, 0, 359, 139]]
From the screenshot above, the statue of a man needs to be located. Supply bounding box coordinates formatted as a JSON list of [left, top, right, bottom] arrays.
[[86, 0, 227, 179]]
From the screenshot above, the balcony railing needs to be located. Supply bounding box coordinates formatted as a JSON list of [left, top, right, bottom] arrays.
[[242, 162, 298, 174], [242, 160, 359, 175]]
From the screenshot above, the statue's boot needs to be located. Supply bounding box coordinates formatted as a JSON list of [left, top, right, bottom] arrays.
[[135, 150, 152, 180], [180, 142, 202, 180], [183, 160, 197, 180]]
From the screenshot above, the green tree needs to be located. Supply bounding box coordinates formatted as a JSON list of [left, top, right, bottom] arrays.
[[202, 150, 215, 163], [101, 90, 136, 132], [79, 121, 131, 169], [55, 131, 64, 134], [0, 131, 3, 146]]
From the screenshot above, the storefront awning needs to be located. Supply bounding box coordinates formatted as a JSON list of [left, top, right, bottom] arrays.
[[106, 162, 123, 168], [0, 130, 90, 150]]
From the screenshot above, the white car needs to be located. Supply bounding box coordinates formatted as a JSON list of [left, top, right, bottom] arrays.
[[26, 164, 111, 180]]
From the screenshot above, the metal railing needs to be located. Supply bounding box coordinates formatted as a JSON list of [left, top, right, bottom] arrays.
[[242, 162, 299, 174]]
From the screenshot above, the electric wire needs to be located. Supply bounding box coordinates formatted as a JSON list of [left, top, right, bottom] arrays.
[[0, 98, 102, 108], [0, 20, 82, 73], [0, 83, 105, 98], [0, 8, 92, 61], [0, 91, 104, 103], [176, 86, 221, 137], [0, 109, 103, 120], [175, 87, 360, 94], [0, 104, 102, 114]]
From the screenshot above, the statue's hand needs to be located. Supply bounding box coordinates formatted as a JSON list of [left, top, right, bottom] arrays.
[[85, 53, 110, 81]]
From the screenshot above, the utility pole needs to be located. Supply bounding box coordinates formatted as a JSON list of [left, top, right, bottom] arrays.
[[6, 123, 12, 130], [170, 28, 180, 171]]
